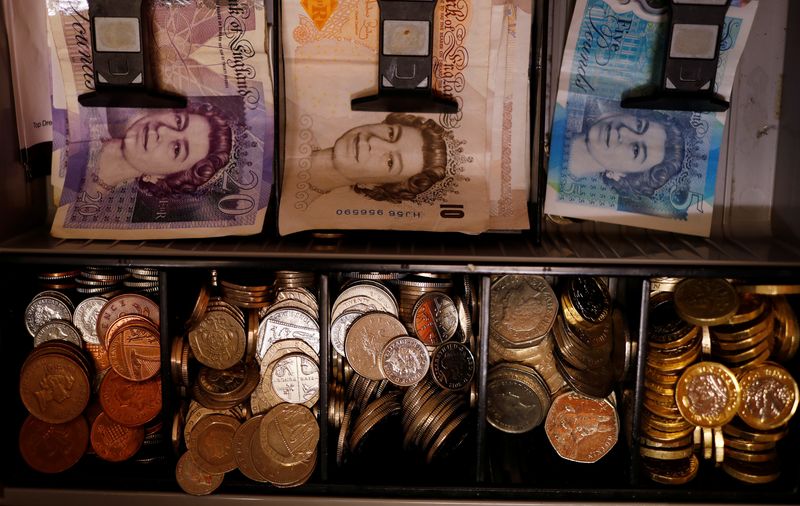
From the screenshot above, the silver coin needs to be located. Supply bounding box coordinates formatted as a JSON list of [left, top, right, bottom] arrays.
[[270, 353, 320, 406], [334, 283, 398, 318], [33, 319, 83, 348], [379, 336, 430, 387], [275, 287, 319, 312], [431, 342, 475, 390], [332, 295, 396, 321], [25, 296, 73, 337], [34, 290, 75, 311], [267, 298, 319, 319], [257, 307, 320, 356], [330, 311, 363, 357], [72, 296, 107, 345]]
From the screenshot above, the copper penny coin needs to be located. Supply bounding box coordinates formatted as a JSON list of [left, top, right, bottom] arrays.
[[96, 294, 160, 348], [85, 343, 112, 373], [19, 414, 88, 473], [90, 412, 144, 462], [175, 451, 224, 496], [412, 292, 459, 346], [99, 370, 162, 427], [188, 414, 240, 474], [19, 353, 90, 424], [107, 323, 161, 381], [544, 391, 619, 463]]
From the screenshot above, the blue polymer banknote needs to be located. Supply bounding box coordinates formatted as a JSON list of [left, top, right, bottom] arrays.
[[545, 0, 758, 236]]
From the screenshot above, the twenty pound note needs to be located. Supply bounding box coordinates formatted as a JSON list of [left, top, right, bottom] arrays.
[[545, 0, 758, 236], [278, 0, 492, 234], [48, 0, 273, 239]]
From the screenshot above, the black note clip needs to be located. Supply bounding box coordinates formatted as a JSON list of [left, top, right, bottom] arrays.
[[621, 0, 731, 113], [78, 0, 186, 109], [351, 0, 458, 114]]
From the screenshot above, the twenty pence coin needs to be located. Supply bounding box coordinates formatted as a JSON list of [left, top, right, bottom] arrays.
[[189, 414, 241, 474], [490, 275, 557, 346], [189, 311, 246, 370], [175, 451, 223, 496]]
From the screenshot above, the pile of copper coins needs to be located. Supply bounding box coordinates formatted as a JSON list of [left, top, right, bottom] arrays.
[[331, 273, 477, 466], [486, 274, 629, 464], [173, 271, 320, 495], [641, 278, 799, 485], [18, 268, 162, 473]]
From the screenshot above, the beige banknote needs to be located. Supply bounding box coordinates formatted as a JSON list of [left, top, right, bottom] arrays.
[[487, 0, 532, 231], [278, 0, 493, 234]]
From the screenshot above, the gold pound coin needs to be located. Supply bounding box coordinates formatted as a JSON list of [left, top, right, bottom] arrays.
[[736, 284, 800, 295], [675, 361, 740, 428], [721, 458, 781, 484], [737, 362, 799, 431], [674, 278, 738, 327], [642, 455, 699, 485]]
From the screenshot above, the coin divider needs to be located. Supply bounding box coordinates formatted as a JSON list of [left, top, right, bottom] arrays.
[[2, 265, 175, 491]]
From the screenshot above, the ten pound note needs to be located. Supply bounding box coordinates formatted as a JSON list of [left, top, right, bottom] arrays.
[[48, 0, 274, 239], [545, 0, 758, 237], [278, 0, 494, 234]]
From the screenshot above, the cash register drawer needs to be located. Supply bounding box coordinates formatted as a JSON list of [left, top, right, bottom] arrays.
[[1, 0, 799, 504]]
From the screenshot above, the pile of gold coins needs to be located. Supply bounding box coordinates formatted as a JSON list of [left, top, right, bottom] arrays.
[[173, 270, 321, 495], [19, 269, 163, 473], [641, 278, 799, 485], [487, 274, 625, 464], [330, 273, 476, 466]]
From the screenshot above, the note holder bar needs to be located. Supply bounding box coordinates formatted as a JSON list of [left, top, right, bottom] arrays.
[[621, 0, 731, 113]]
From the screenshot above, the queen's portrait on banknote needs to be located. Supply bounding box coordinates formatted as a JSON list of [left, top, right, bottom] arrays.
[[565, 99, 691, 200], [90, 103, 233, 198], [285, 112, 467, 208]]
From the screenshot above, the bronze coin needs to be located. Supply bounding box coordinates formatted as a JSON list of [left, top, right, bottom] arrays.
[[90, 412, 144, 462], [189, 414, 240, 474], [107, 323, 161, 381], [19, 414, 88, 473], [412, 292, 459, 346], [19, 352, 90, 424], [232, 416, 268, 483], [99, 370, 162, 427], [85, 343, 111, 373], [259, 403, 319, 466], [96, 294, 160, 348], [175, 451, 224, 496], [544, 391, 619, 463]]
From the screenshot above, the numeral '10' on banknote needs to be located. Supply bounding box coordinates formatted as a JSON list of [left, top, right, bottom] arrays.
[[545, 0, 758, 237]]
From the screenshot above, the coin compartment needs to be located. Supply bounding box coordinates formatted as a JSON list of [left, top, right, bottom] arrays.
[[485, 275, 639, 489], [1, 265, 174, 491]]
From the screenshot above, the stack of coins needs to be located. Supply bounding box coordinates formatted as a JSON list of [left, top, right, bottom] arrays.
[[75, 267, 131, 297], [219, 272, 272, 309], [331, 273, 476, 466], [486, 363, 551, 434], [275, 270, 317, 290], [553, 277, 615, 398], [720, 362, 798, 483], [175, 272, 321, 494], [643, 279, 800, 485], [19, 272, 163, 473], [395, 275, 454, 331], [37, 269, 79, 291], [124, 267, 160, 294], [640, 291, 700, 484], [709, 293, 773, 372]]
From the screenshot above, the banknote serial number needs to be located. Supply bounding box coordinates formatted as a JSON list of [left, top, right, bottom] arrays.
[[335, 205, 465, 220]]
